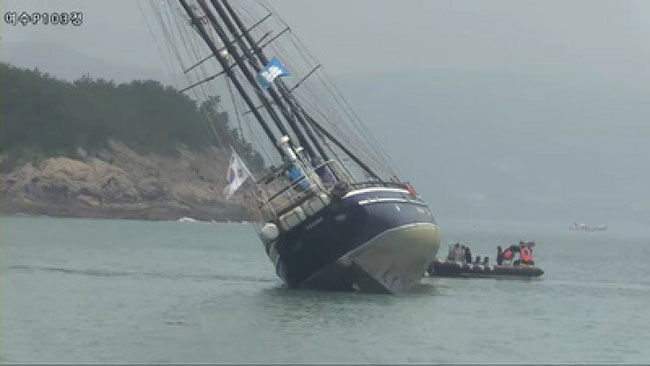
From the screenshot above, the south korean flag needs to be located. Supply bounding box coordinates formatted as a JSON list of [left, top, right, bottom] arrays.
[[223, 148, 251, 200]]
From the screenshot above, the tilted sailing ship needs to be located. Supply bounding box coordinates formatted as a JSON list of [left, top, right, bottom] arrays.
[[154, 0, 441, 293]]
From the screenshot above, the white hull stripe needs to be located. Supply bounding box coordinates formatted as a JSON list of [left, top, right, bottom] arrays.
[[357, 197, 428, 207], [342, 187, 410, 199]]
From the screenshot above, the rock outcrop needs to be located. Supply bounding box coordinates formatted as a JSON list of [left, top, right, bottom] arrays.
[[1, 140, 257, 221]]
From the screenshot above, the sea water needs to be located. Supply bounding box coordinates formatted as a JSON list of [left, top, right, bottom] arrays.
[[2, 215, 649, 363]]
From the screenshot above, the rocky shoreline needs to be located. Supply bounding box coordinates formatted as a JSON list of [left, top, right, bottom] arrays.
[[1, 140, 258, 222]]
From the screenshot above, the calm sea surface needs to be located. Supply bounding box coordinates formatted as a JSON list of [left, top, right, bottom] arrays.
[[2, 215, 650, 363]]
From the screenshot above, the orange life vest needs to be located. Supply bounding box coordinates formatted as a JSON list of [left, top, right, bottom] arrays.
[[521, 247, 532, 262]]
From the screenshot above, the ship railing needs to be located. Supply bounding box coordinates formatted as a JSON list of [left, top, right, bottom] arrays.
[[255, 161, 414, 222], [348, 180, 410, 191], [257, 159, 352, 219]]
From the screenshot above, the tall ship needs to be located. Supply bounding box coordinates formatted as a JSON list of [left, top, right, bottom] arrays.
[[151, 0, 441, 293]]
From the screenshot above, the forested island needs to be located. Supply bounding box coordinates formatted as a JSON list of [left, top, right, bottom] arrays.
[[1, 63, 263, 221]]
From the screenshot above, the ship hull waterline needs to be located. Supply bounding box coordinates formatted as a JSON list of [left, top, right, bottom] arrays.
[[264, 187, 441, 294]]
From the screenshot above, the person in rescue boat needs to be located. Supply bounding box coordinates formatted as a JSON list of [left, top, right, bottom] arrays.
[[464, 246, 472, 264], [502, 247, 515, 264], [508, 244, 523, 264], [519, 244, 535, 265], [496, 246, 504, 265], [453, 243, 463, 262]]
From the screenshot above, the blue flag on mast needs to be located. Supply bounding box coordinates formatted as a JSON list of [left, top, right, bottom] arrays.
[[256, 57, 291, 89]]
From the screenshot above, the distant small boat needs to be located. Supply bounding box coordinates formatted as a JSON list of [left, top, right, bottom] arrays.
[[570, 222, 608, 232]]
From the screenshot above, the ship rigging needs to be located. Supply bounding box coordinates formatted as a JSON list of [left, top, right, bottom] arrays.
[[143, 0, 442, 293]]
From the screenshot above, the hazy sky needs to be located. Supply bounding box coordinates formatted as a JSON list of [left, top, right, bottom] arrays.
[[4, 0, 650, 79], [3, 1, 650, 225]]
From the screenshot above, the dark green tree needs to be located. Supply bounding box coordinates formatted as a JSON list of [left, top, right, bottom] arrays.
[[1, 63, 264, 171]]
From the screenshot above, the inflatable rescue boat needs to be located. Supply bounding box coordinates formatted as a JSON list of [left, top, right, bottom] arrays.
[[428, 259, 544, 278]]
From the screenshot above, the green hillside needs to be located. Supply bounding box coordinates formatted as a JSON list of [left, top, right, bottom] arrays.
[[1, 63, 262, 170]]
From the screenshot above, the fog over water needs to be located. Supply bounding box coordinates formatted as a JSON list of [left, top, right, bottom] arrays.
[[4, 0, 650, 225]]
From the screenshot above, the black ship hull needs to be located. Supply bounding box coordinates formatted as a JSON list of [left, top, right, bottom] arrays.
[[263, 187, 441, 293]]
